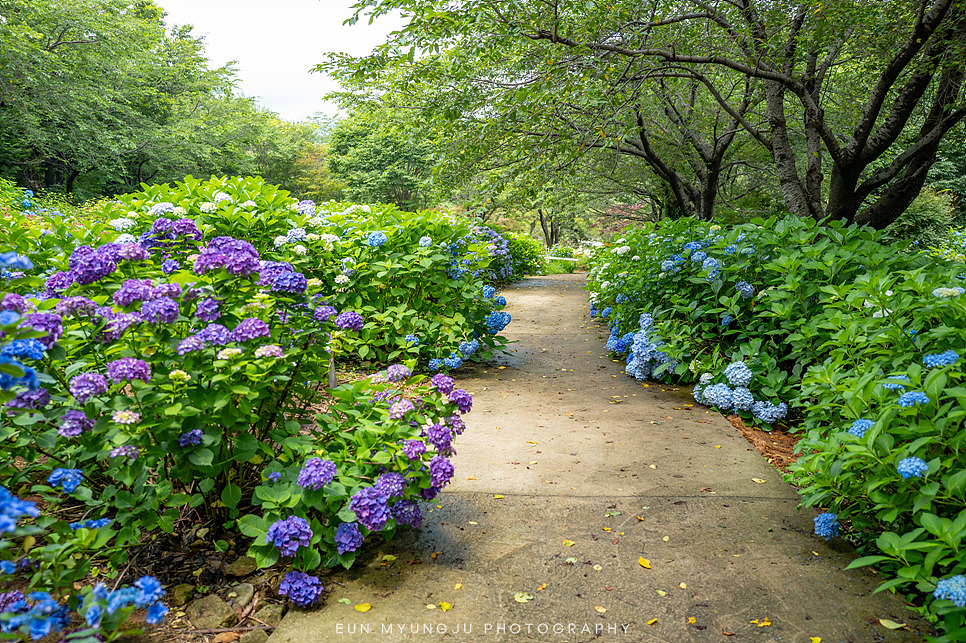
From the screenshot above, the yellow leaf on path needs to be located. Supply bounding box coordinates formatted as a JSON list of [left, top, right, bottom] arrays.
[[493, 494, 504, 499], [749, 617, 772, 627], [431, 551, 441, 560], [513, 592, 534, 603], [440, 602, 452, 612], [594, 606, 608, 613], [465, 476, 477, 480], [715, 445, 722, 448], [647, 619, 658, 625], [563, 539, 576, 547], [662, 536, 669, 542], [649, 464, 657, 469], [536, 583, 547, 591], [593, 564, 602, 571], [638, 557, 651, 569], [381, 555, 397, 562], [454, 583, 462, 590], [355, 603, 371, 612], [468, 521, 478, 525], [687, 617, 696, 624], [752, 478, 767, 484], [527, 440, 538, 444], [529, 460, 537, 464], [655, 589, 667, 596], [810, 638, 822, 643], [603, 527, 612, 532], [678, 583, 687, 589], [426, 604, 436, 610], [879, 619, 906, 630]]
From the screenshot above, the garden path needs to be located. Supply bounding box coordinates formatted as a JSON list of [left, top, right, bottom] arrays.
[[269, 274, 929, 643]]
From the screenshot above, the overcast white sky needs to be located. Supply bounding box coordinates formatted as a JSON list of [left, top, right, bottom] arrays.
[[155, 0, 405, 121]]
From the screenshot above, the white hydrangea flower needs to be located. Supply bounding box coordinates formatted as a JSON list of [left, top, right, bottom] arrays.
[[273, 235, 288, 247], [199, 202, 216, 213], [240, 200, 256, 208], [213, 191, 231, 203], [306, 233, 320, 241], [109, 218, 136, 231], [292, 244, 307, 256], [335, 274, 350, 284], [632, 255, 641, 261], [172, 206, 186, 216]]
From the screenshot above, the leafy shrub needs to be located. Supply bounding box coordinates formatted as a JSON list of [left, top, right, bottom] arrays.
[[505, 232, 546, 278], [585, 215, 966, 638], [0, 176, 501, 619], [882, 186, 956, 248]]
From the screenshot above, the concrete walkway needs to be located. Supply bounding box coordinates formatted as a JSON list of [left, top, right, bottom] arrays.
[[269, 274, 930, 643]]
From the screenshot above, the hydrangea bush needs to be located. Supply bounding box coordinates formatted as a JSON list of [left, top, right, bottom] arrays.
[[81, 176, 513, 368], [0, 177, 489, 618], [585, 215, 966, 638]]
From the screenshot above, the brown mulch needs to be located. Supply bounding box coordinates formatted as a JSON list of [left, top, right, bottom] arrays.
[[726, 414, 802, 472]]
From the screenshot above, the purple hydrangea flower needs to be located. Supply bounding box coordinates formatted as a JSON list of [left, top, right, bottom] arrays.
[[109, 445, 139, 461], [193, 237, 260, 276], [401, 440, 426, 460], [106, 358, 151, 384], [142, 297, 179, 324], [176, 336, 207, 355], [386, 364, 410, 382], [278, 571, 322, 607], [430, 373, 455, 395], [54, 296, 96, 317], [271, 272, 308, 294], [161, 259, 180, 275], [429, 455, 454, 488], [334, 522, 364, 554], [69, 372, 109, 403], [266, 516, 313, 557], [71, 247, 117, 285], [374, 472, 406, 499], [0, 293, 27, 315], [258, 261, 294, 287], [254, 344, 284, 358], [349, 487, 391, 532], [44, 271, 74, 297], [152, 282, 183, 300], [392, 500, 422, 528], [19, 312, 63, 349], [195, 297, 221, 322], [447, 389, 472, 414], [268, 471, 282, 482], [59, 410, 93, 438], [232, 318, 270, 342], [113, 279, 154, 308], [100, 312, 143, 343], [117, 243, 150, 262], [427, 423, 453, 453], [151, 217, 173, 234], [172, 218, 202, 240], [313, 306, 337, 322], [178, 430, 203, 447], [419, 486, 441, 501], [196, 323, 231, 345], [446, 414, 466, 435], [6, 388, 50, 410], [334, 311, 363, 331], [388, 399, 414, 420], [297, 458, 337, 490]]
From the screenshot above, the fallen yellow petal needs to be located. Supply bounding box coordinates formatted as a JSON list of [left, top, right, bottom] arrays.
[[355, 603, 371, 612], [594, 606, 608, 613], [678, 583, 687, 589], [647, 618, 658, 625], [810, 638, 822, 643], [440, 602, 452, 612], [687, 617, 696, 624], [751, 478, 767, 484], [382, 555, 397, 562], [426, 604, 436, 609], [655, 589, 667, 596], [454, 583, 462, 590], [638, 557, 651, 569], [493, 494, 504, 499], [563, 539, 576, 547], [536, 583, 547, 591]]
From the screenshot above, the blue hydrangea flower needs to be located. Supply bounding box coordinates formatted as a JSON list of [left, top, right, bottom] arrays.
[[882, 375, 910, 391], [848, 419, 874, 438], [429, 358, 443, 371], [691, 250, 707, 263], [752, 400, 788, 424], [601, 307, 612, 319], [724, 362, 753, 387], [898, 391, 929, 407], [813, 513, 839, 540], [146, 602, 169, 625], [297, 458, 337, 490], [443, 352, 463, 370], [134, 576, 165, 606], [459, 338, 480, 357], [367, 231, 388, 247], [278, 571, 322, 607], [702, 383, 733, 409], [404, 334, 419, 347], [266, 516, 313, 556], [732, 387, 754, 411], [692, 384, 704, 404], [735, 282, 755, 299], [923, 350, 959, 368], [482, 285, 496, 299], [494, 295, 507, 307], [934, 575, 966, 608], [720, 315, 734, 326], [419, 236, 432, 247], [896, 456, 929, 479], [47, 469, 83, 493]]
